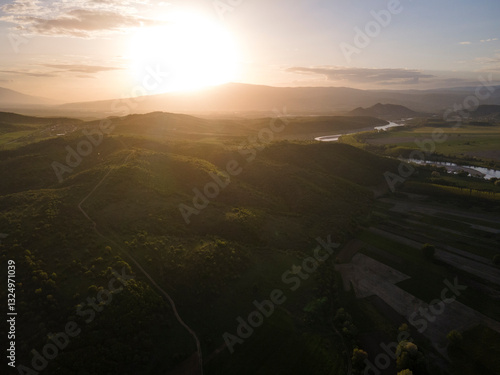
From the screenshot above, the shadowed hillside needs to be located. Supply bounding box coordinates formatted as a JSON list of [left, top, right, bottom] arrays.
[[0, 111, 399, 374]]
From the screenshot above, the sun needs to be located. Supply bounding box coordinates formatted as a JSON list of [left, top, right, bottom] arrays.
[[127, 11, 239, 93]]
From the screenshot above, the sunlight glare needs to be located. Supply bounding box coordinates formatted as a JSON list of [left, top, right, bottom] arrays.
[[127, 11, 238, 93]]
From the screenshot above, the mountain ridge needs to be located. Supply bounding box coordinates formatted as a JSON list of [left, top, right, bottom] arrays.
[[0, 87, 58, 107], [2, 82, 500, 118], [57, 82, 500, 116]]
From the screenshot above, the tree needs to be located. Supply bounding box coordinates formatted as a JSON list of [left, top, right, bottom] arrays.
[[421, 243, 435, 260], [398, 323, 409, 332], [405, 342, 418, 357], [493, 254, 500, 266], [447, 330, 463, 346], [88, 285, 98, 294], [396, 341, 426, 373], [431, 171, 440, 177], [352, 348, 368, 374]]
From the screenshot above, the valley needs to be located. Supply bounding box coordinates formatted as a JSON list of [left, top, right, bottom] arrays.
[[1, 2, 499, 374], [0, 107, 499, 375]]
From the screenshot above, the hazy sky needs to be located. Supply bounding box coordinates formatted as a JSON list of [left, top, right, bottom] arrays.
[[0, 0, 499, 102]]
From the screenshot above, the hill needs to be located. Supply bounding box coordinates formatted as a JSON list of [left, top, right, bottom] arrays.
[[0, 111, 399, 374], [0, 111, 82, 126], [0, 110, 387, 149], [2, 108, 499, 375], [0, 111, 84, 147], [0, 87, 56, 107], [348, 103, 420, 119]]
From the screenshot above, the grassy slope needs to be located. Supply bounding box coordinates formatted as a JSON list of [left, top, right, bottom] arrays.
[[0, 112, 399, 374]]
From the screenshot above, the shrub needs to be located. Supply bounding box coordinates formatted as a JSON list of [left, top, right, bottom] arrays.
[[421, 243, 435, 259], [447, 330, 463, 346], [352, 348, 368, 373], [493, 254, 500, 266], [88, 285, 98, 294]]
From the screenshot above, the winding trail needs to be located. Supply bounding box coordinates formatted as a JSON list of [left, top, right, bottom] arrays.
[[332, 323, 352, 375], [77, 151, 203, 374]]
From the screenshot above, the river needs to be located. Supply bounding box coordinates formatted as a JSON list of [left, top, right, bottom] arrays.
[[314, 121, 500, 180], [314, 122, 403, 142], [404, 159, 500, 180]]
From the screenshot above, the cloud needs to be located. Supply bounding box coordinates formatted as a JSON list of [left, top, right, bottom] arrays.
[[0, 63, 122, 79], [286, 66, 435, 85], [0, 0, 158, 38], [439, 78, 468, 84], [43, 64, 122, 73], [475, 53, 500, 72], [458, 38, 497, 45], [19, 9, 155, 37], [1, 0, 42, 15], [480, 38, 498, 43], [0, 69, 56, 77]]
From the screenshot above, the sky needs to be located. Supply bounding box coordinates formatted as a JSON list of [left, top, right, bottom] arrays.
[[0, 0, 499, 102]]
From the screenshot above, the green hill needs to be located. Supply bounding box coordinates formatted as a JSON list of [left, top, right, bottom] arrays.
[[0, 111, 399, 374]]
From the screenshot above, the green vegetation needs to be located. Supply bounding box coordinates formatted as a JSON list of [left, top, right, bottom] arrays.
[[0, 111, 400, 374], [2, 110, 499, 375], [448, 325, 500, 375], [446, 330, 463, 347]]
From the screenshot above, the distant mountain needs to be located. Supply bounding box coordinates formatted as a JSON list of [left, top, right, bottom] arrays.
[[2, 83, 499, 118], [59, 83, 376, 116], [0, 87, 56, 107], [58, 83, 500, 117], [348, 103, 420, 119]]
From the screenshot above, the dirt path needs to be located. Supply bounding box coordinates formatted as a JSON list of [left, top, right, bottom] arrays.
[[78, 151, 203, 374]]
